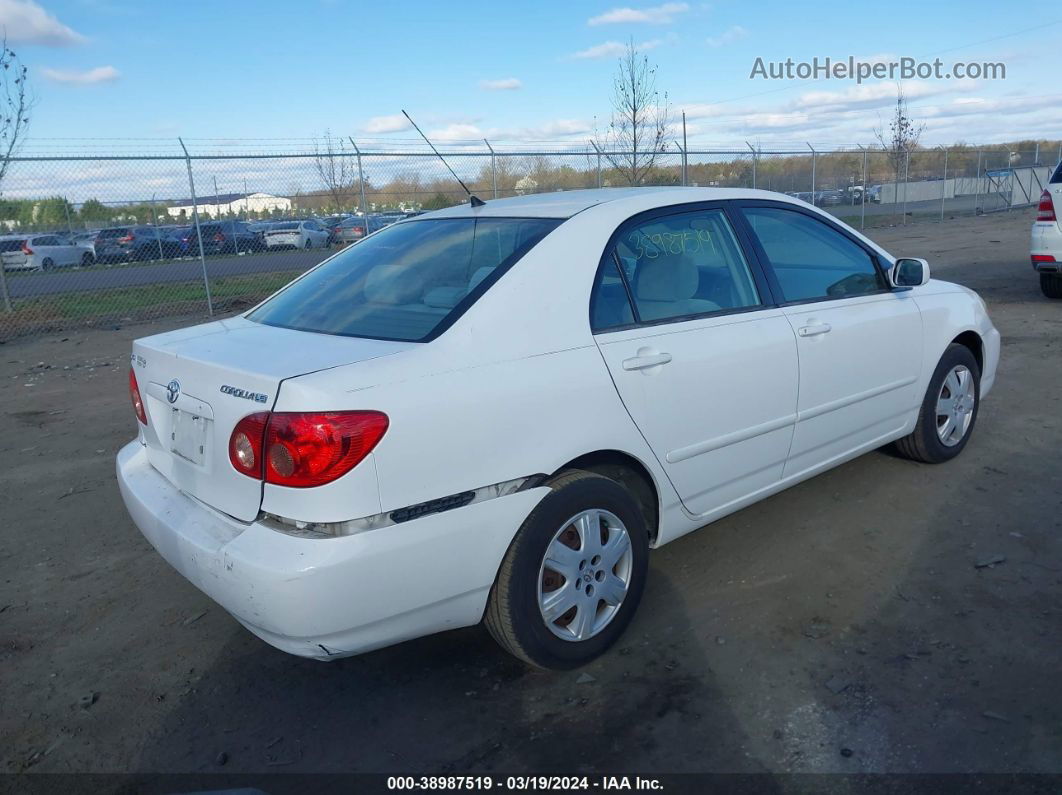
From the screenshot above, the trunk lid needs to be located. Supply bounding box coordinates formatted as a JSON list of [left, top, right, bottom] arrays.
[[133, 315, 412, 521]]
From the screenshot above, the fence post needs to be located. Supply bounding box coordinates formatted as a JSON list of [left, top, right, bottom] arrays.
[[675, 140, 686, 186], [348, 137, 369, 218], [178, 137, 214, 317], [747, 141, 756, 189], [682, 111, 688, 186], [940, 146, 948, 223], [483, 139, 498, 198], [858, 144, 867, 231], [902, 148, 910, 225], [151, 193, 165, 260], [589, 140, 603, 188], [975, 150, 983, 214], [807, 143, 816, 198], [0, 257, 10, 313]]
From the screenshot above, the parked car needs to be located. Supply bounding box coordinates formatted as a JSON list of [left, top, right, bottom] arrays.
[[813, 189, 844, 207], [118, 187, 999, 669], [332, 216, 367, 246], [264, 219, 330, 249], [71, 231, 100, 259], [867, 185, 883, 203], [1032, 161, 1062, 299], [0, 234, 94, 271], [184, 221, 263, 256], [94, 226, 175, 263]]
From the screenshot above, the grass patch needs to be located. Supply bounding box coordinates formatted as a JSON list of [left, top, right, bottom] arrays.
[[1, 270, 303, 340]]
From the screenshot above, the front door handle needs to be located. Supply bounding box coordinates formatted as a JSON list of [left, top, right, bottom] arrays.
[[797, 322, 832, 337], [622, 352, 673, 371]]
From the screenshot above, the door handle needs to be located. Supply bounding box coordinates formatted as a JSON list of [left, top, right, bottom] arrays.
[[622, 352, 673, 371], [797, 322, 832, 337]]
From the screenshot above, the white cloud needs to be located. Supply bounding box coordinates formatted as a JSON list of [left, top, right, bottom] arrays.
[[588, 2, 688, 25], [427, 123, 484, 141], [480, 77, 522, 91], [41, 65, 119, 84], [0, 0, 85, 45], [568, 38, 662, 60], [362, 114, 409, 134], [706, 25, 747, 48]]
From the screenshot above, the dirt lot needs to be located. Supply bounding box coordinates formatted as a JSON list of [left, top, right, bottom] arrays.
[[1, 208, 1060, 777]]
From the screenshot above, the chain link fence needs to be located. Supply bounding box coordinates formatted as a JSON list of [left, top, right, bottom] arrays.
[[1, 138, 1059, 341]]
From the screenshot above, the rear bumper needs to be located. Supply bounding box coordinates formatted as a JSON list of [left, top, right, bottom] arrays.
[[116, 441, 546, 660], [1031, 222, 1062, 271]]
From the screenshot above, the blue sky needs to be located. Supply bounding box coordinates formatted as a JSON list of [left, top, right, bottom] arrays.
[[6, 0, 1062, 148]]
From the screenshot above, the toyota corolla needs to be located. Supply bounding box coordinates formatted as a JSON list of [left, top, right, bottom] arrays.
[[117, 188, 1000, 669]]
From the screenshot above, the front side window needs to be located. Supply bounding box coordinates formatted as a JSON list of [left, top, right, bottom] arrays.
[[742, 207, 887, 302], [248, 217, 560, 342], [591, 208, 760, 329]]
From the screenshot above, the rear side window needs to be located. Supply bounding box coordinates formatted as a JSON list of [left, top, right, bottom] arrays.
[[248, 217, 561, 342], [742, 207, 887, 302], [591, 208, 760, 329], [1051, 161, 1062, 184]]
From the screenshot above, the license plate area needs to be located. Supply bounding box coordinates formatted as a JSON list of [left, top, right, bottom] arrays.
[[170, 408, 208, 466]]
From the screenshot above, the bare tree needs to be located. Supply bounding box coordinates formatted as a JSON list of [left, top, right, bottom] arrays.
[[313, 129, 355, 213], [874, 85, 925, 182], [0, 40, 32, 312], [595, 39, 672, 186]]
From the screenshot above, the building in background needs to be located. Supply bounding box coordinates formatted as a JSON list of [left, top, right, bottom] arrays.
[[165, 192, 291, 219]]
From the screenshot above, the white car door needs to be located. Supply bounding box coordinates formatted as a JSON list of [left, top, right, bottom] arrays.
[[737, 204, 923, 478], [592, 205, 800, 518]]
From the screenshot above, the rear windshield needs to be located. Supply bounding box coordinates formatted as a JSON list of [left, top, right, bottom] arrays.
[[248, 217, 560, 342], [271, 222, 299, 231], [96, 228, 129, 238], [1051, 161, 1062, 184]]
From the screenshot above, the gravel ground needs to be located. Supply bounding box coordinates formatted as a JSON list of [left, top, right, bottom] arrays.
[[1, 208, 1059, 777]]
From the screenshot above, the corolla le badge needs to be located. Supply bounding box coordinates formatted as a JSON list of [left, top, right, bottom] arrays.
[[220, 385, 269, 403], [166, 379, 181, 404]]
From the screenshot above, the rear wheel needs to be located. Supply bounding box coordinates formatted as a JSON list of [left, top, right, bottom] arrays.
[[485, 470, 649, 669], [41, 257, 54, 271], [893, 343, 980, 464], [1040, 272, 1062, 299]]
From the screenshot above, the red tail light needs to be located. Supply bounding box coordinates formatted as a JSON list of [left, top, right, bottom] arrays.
[[129, 368, 147, 425], [229, 412, 269, 478], [213, 233, 225, 242], [21, 241, 32, 255], [119, 234, 134, 243], [1032, 254, 1057, 263], [228, 410, 388, 487], [1037, 189, 1056, 222]]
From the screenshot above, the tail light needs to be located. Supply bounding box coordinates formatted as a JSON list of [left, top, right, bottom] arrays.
[[228, 410, 388, 488], [213, 233, 225, 242], [1032, 254, 1057, 263], [1037, 189, 1056, 222], [119, 233, 134, 243], [129, 368, 147, 425], [20, 241, 32, 255]]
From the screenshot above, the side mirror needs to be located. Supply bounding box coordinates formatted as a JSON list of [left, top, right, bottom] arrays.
[[891, 257, 930, 287]]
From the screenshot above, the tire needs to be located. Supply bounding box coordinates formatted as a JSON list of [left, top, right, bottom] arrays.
[[41, 257, 54, 271], [304, 237, 313, 250], [485, 469, 650, 669], [81, 252, 95, 267], [893, 343, 981, 464], [1040, 273, 1062, 299]]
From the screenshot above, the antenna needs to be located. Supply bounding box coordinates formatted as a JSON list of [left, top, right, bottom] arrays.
[[401, 109, 485, 207]]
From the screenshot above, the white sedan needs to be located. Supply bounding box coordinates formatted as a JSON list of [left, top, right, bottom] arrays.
[[263, 219, 330, 250], [117, 188, 1000, 669]]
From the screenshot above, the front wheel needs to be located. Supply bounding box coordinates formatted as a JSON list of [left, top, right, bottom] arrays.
[[485, 470, 649, 669], [304, 237, 313, 249], [1040, 272, 1062, 299], [81, 252, 95, 267], [893, 343, 981, 464]]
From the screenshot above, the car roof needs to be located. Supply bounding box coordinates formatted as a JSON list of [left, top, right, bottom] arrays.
[[420, 187, 799, 219]]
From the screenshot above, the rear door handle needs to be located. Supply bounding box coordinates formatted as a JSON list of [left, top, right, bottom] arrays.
[[622, 352, 673, 370], [797, 323, 832, 337]]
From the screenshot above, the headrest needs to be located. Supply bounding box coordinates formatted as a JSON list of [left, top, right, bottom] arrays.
[[635, 257, 699, 301]]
